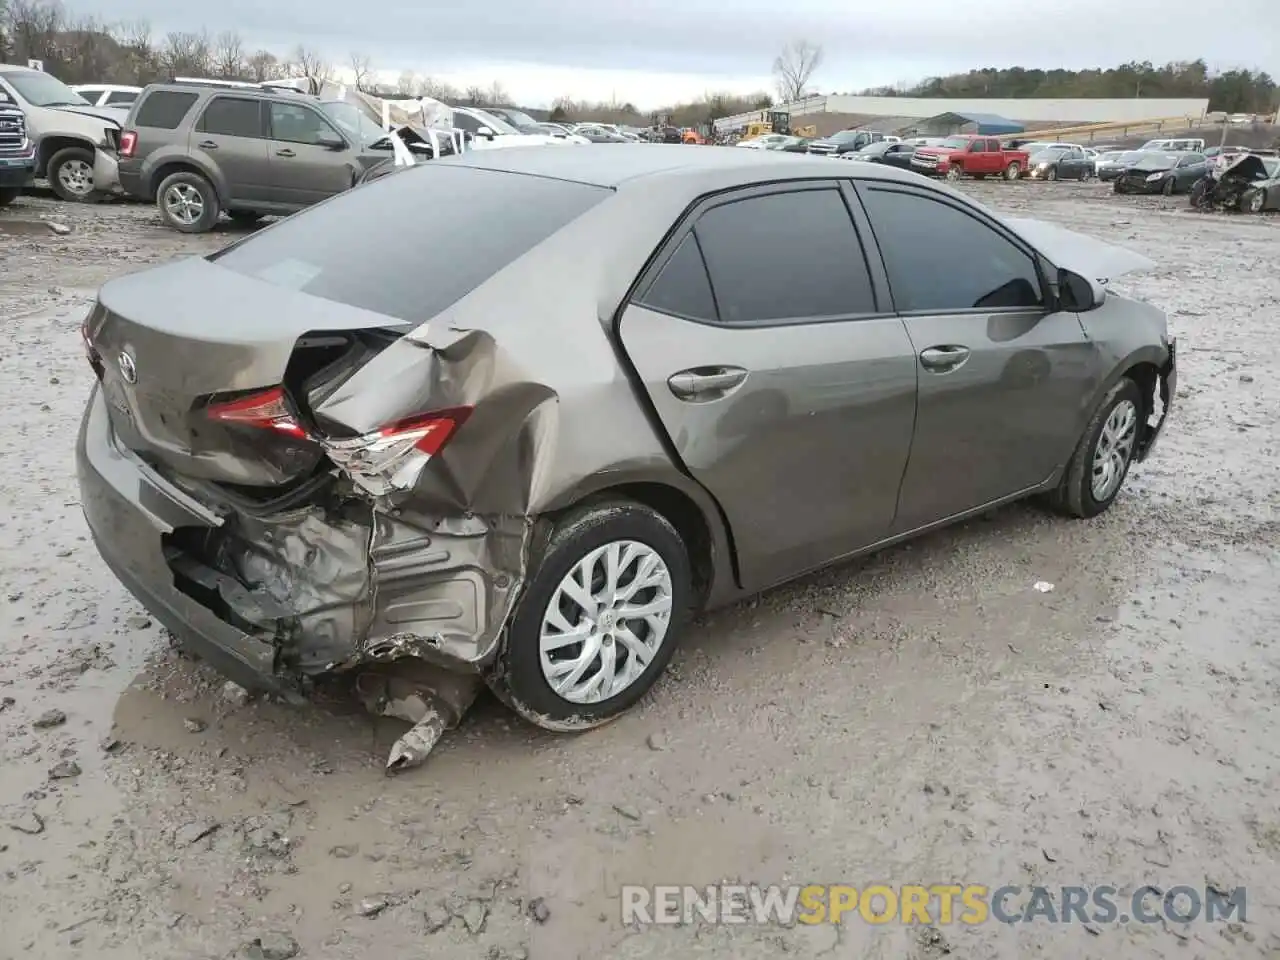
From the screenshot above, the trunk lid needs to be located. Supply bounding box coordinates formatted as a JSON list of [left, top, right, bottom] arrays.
[[87, 257, 406, 490]]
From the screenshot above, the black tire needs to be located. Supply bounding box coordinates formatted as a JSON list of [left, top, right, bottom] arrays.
[[1004, 162, 1020, 181], [1189, 179, 1208, 208], [488, 499, 693, 731], [1046, 166, 1058, 181], [945, 165, 963, 182], [46, 146, 98, 203], [0, 186, 19, 208], [1161, 177, 1175, 196], [1045, 378, 1143, 519], [228, 210, 264, 224], [1242, 189, 1265, 214], [155, 170, 220, 234]]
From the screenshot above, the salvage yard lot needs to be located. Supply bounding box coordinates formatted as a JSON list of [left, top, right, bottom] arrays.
[[0, 180, 1277, 960]]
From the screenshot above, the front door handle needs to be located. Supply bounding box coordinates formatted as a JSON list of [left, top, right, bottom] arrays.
[[667, 366, 748, 401], [276, 148, 296, 158], [919, 345, 971, 370], [198, 140, 218, 149]]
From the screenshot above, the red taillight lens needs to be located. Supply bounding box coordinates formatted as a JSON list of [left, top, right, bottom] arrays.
[[205, 387, 308, 439], [118, 131, 137, 158], [321, 407, 472, 496]]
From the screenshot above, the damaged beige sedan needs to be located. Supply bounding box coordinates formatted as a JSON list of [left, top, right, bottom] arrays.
[[76, 145, 1176, 768]]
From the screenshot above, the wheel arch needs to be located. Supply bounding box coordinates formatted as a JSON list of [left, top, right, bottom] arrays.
[[538, 469, 740, 610], [145, 157, 226, 203], [1085, 346, 1170, 463], [36, 135, 95, 178]]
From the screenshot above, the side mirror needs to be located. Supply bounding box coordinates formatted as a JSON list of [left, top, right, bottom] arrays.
[[317, 134, 346, 150], [1058, 268, 1104, 312], [476, 125, 494, 138]]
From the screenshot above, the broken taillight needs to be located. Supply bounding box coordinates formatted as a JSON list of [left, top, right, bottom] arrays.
[[205, 387, 308, 439], [321, 407, 473, 497], [80, 315, 102, 377], [118, 130, 137, 158]]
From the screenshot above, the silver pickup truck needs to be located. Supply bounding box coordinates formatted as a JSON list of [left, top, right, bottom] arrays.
[[0, 94, 35, 206]]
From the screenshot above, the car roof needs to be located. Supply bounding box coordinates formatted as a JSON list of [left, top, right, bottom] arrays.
[[438, 142, 926, 191]]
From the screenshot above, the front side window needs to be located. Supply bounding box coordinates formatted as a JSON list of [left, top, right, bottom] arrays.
[[198, 97, 263, 138], [692, 189, 877, 323], [268, 102, 339, 145], [861, 187, 1043, 313]]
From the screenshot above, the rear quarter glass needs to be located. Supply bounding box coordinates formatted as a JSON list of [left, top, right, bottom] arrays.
[[133, 90, 200, 129], [209, 164, 610, 323]]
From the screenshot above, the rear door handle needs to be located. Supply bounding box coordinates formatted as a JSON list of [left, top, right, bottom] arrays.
[[667, 366, 748, 400], [919, 345, 971, 370], [276, 148, 295, 158], [198, 140, 218, 149]]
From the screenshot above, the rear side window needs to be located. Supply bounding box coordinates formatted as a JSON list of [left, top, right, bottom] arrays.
[[639, 234, 716, 321], [861, 187, 1043, 312], [692, 189, 877, 323], [198, 97, 263, 138], [134, 90, 198, 129], [211, 165, 609, 320]]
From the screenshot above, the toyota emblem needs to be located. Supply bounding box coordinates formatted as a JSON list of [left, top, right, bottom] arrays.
[[117, 350, 137, 384]]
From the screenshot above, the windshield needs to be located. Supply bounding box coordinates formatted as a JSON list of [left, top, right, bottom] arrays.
[[860, 141, 889, 154], [1, 69, 90, 107], [1100, 152, 1123, 161], [1119, 151, 1144, 163], [1135, 152, 1177, 169], [319, 101, 385, 144], [1031, 148, 1069, 162], [498, 108, 539, 127], [467, 108, 518, 134]]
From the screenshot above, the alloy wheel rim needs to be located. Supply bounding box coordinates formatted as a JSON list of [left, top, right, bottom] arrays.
[[1091, 399, 1137, 501], [538, 540, 673, 704], [163, 184, 204, 225]]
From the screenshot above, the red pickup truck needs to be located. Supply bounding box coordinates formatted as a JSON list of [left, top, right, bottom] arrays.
[[909, 135, 1029, 181]]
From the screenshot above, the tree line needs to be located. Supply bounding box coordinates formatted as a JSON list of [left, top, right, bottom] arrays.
[[854, 62, 1277, 115]]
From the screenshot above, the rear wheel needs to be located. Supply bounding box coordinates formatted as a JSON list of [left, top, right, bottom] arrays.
[[1004, 162, 1020, 181], [489, 499, 692, 730], [0, 186, 19, 208], [46, 146, 98, 203], [156, 170, 220, 233], [1046, 378, 1142, 519]]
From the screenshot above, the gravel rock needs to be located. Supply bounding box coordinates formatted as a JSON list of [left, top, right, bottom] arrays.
[[222, 681, 251, 706], [48, 760, 81, 780], [9, 812, 45, 835], [32, 708, 67, 729], [242, 932, 300, 959], [182, 717, 207, 733]]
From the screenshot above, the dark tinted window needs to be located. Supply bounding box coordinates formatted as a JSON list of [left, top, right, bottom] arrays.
[[198, 97, 262, 138], [693, 189, 876, 323], [269, 102, 337, 145], [105, 90, 137, 105], [639, 234, 716, 321], [450, 112, 481, 133], [861, 188, 1043, 312], [134, 90, 199, 129], [212, 165, 608, 320]]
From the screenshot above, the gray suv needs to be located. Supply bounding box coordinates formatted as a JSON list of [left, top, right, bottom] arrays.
[[117, 83, 399, 232]]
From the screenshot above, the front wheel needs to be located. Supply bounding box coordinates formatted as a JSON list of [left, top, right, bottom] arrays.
[[1242, 189, 1265, 214], [1047, 166, 1058, 181], [1161, 177, 1175, 196], [46, 146, 98, 203], [489, 499, 692, 730], [1004, 162, 1020, 181], [1045, 378, 1142, 519], [945, 166, 963, 182]]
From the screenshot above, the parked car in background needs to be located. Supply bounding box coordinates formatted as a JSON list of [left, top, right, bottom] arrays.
[[1114, 151, 1207, 196], [1026, 145, 1094, 181], [0, 64, 125, 201], [768, 135, 812, 153], [76, 144, 1175, 739], [807, 129, 886, 157], [1094, 150, 1136, 181], [0, 92, 36, 205], [1191, 154, 1280, 213], [113, 82, 431, 232], [449, 106, 565, 147], [72, 84, 143, 108], [910, 135, 1029, 181], [737, 133, 789, 150], [574, 123, 629, 143], [845, 140, 916, 169], [1139, 138, 1205, 153], [902, 137, 948, 148]]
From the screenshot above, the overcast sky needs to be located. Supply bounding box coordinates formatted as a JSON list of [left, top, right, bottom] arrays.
[[86, 0, 1279, 107]]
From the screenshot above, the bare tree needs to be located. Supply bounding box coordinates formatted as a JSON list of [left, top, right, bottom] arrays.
[[63, 14, 113, 82], [395, 70, 417, 96], [349, 51, 372, 92], [419, 76, 458, 102], [246, 49, 281, 82], [212, 30, 244, 79], [161, 30, 211, 77], [111, 19, 159, 84], [463, 84, 486, 105], [486, 80, 509, 106], [772, 39, 823, 104], [290, 45, 331, 89], [7, 0, 64, 67]]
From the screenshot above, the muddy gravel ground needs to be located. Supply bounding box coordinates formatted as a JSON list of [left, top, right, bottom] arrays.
[[0, 181, 1277, 960]]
